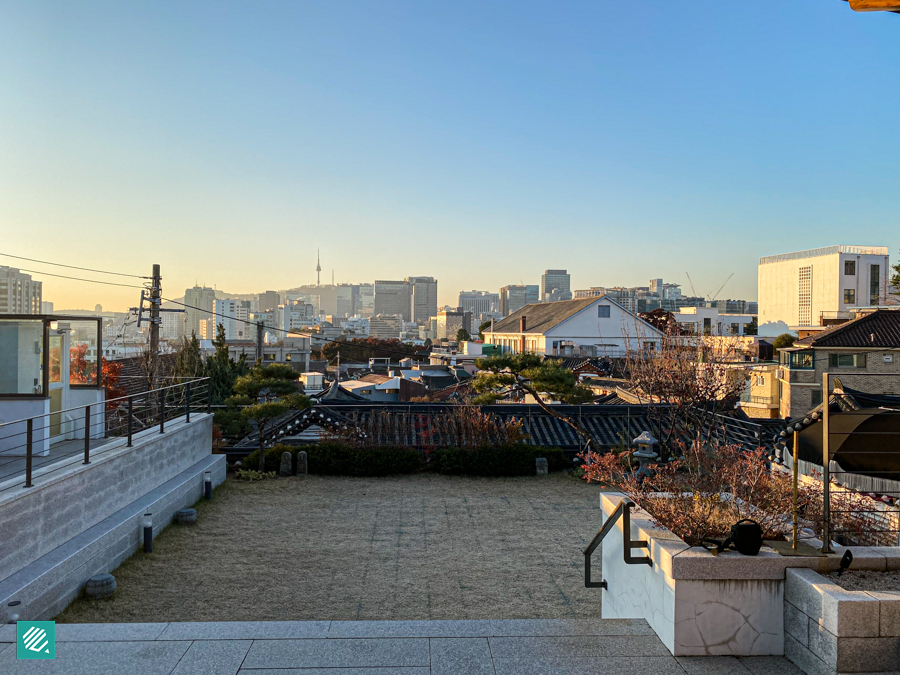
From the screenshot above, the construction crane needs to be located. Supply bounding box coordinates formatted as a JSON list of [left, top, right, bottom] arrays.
[[685, 272, 699, 297], [709, 273, 734, 302]]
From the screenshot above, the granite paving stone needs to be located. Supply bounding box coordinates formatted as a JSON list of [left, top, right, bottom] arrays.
[[677, 656, 752, 675], [55, 622, 169, 642], [737, 657, 806, 675], [0, 639, 190, 675], [489, 635, 671, 658], [327, 619, 493, 638], [241, 638, 430, 669], [429, 637, 494, 675], [488, 618, 653, 637], [492, 656, 686, 675], [0, 624, 14, 642], [159, 620, 331, 640], [238, 670, 431, 675], [170, 639, 252, 675]]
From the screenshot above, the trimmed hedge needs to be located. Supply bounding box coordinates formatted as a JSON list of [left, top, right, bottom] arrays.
[[241, 443, 421, 477], [240, 442, 567, 477], [431, 444, 567, 477], [310, 442, 421, 476]]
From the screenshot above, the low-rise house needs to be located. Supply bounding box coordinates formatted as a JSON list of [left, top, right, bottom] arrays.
[[484, 296, 663, 358], [777, 309, 900, 418]]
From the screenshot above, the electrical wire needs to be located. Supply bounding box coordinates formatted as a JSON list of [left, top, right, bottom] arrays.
[[160, 296, 431, 360], [0, 252, 150, 278], [10, 267, 146, 289]]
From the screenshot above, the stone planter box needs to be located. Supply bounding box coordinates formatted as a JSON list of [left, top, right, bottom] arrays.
[[598, 491, 900, 662], [785, 568, 900, 674]]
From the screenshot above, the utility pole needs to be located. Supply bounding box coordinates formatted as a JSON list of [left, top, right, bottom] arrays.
[[256, 321, 264, 364], [149, 264, 161, 391]]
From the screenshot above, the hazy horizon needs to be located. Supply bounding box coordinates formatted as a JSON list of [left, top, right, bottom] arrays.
[[2, 1, 898, 313]]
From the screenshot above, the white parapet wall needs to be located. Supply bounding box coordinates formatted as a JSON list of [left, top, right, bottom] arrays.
[[597, 491, 884, 657], [0, 414, 224, 620]]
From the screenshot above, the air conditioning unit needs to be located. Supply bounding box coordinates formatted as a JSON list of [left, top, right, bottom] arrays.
[[775, 369, 784, 380]]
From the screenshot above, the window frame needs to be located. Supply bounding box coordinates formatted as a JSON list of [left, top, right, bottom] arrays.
[[597, 304, 611, 319], [844, 260, 856, 276], [843, 288, 856, 305], [828, 353, 866, 368]]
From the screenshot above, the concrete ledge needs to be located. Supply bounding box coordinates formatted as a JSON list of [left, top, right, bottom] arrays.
[[785, 567, 900, 673], [0, 453, 225, 621]]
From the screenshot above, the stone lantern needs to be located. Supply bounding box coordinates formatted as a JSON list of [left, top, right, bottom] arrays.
[[632, 431, 659, 478]]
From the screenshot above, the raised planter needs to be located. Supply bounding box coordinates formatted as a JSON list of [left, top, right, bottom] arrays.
[[785, 567, 900, 674], [598, 491, 900, 662]]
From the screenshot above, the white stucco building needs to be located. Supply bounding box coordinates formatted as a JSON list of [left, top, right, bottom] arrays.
[[758, 245, 890, 336], [484, 296, 663, 358]]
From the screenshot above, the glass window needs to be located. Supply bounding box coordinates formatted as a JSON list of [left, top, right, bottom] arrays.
[[870, 265, 880, 306], [811, 389, 823, 406], [68, 321, 99, 385], [598, 305, 611, 318], [845, 261, 856, 275], [49, 334, 62, 384], [843, 289, 856, 305], [789, 351, 814, 369], [828, 353, 866, 368], [0, 319, 44, 395]]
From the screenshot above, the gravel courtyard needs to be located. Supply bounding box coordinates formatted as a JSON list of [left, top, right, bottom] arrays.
[[58, 473, 607, 623]]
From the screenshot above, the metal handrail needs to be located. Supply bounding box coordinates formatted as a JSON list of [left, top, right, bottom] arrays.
[[0, 378, 211, 491], [0, 377, 210, 429], [584, 498, 651, 589]]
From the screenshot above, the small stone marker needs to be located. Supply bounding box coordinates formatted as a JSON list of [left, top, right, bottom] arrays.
[[85, 573, 116, 598], [297, 450, 308, 476], [280, 452, 293, 477], [536, 457, 548, 476], [175, 508, 197, 525]]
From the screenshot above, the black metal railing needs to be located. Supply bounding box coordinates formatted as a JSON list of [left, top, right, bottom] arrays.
[[584, 498, 651, 590], [0, 377, 211, 492]]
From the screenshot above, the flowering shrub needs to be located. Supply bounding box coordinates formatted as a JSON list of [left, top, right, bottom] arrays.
[[579, 443, 816, 546]]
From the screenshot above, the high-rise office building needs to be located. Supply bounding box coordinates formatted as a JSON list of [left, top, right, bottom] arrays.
[[0, 267, 42, 314], [213, 299, 251, 341], [459, 290, 499, 317], [257, 291, 279, 313], [357, 284, 374, 317], [525, 285, 540, 304], [540, 270, 571, 302], [500, 285, 529, 317], [374, 280, 412, 322], [183, 286, 216, 338], [407, 276, 438, 323], [335, 284, 357, 318]]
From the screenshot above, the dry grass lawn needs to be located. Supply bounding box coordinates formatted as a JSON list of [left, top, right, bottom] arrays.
[[57, 473, 607, 623]]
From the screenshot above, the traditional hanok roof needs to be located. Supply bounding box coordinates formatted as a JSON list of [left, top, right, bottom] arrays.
[[795, 310, 900, 349], [317, 381, 369, 402]]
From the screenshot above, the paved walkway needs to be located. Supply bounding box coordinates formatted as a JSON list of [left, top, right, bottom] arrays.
[[0, 620, 805, 674]]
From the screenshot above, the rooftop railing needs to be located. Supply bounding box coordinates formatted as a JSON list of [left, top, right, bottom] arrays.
[[0, 378, 210, 493]]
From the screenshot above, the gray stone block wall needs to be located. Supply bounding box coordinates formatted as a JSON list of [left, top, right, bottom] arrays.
[[0, 454, 226, 620], [0, 414, 213, 579], [784, 567, 900, 674]]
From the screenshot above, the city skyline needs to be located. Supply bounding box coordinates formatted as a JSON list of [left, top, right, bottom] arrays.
[[1, 2, 898, 311]]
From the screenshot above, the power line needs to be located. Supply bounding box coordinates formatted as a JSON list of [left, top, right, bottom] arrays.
[[12, 267, 146, 289], [0, 252, 149, 278]]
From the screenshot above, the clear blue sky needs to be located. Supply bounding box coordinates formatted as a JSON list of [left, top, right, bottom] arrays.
[[1, 1, 897, 310]]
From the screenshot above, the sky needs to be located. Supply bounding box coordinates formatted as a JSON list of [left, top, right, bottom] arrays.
[[0, 1, 898, 312]]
